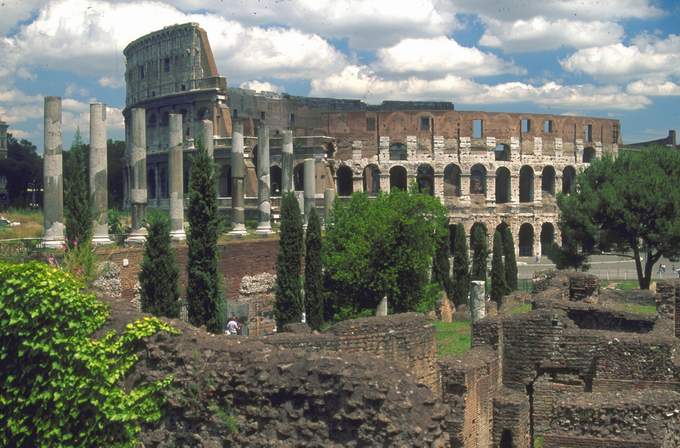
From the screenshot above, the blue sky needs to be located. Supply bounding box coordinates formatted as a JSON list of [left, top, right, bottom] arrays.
[[0, 0, 679, 151]]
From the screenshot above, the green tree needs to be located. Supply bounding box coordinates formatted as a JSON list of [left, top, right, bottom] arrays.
[[64, 128, 94, 248], [0, 134, 42, 207], [491, 230, 508, 304], [186, 139, 224, 332], [470, 224, 488, 282], [500, 224, 518, 291], [275, 192, 304, 328], [107, 139, 126, 209], [432, 228, 453, 299], [140, 211, 180, 318], [304, 207, 324, 330], [451, 223, 470, 308], [557, 147, 680, 289]]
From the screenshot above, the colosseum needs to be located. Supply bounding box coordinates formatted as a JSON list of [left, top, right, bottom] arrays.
[[122, 23, 621, 256]]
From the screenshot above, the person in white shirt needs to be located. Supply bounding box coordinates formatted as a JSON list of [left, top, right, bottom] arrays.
[[226, 316, 239, 335]]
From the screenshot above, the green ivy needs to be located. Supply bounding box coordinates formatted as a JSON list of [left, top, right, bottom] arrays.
[[0, 261, 178, 447]]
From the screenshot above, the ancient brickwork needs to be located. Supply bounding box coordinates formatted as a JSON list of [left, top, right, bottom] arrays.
[[492, 388, 531, 448]]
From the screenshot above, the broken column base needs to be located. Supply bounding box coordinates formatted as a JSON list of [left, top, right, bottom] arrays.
[[255, 225, 274, 236], [91, 235, 114, 246], [42, 222, 65, 249], [126, 228, 148, 244], [169, 229, 186, 241], [228, 225, 248, 238]]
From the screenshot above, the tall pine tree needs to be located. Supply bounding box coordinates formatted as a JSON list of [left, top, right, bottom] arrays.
[[186, 139, 224, 333], [451, 223, 470, 308], [471, 224, 488, 282], [501, 224, 518, 291], [64, 128, 94, 248], [140, 211, 180, 318], [432, 229, 453, 299], [275, 192, 304, 329], [490, 229, 508, 305], [304, 207, 324, 330]]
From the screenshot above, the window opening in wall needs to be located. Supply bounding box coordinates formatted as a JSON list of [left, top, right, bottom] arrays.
[[584, 124, 592, 142], [420, 116, 430, 131], [612, 123, 620, 143], [472, 119, 483, 139], [366, 116, 376, 131], [289, 113, 295, 128], [164, 57, 170, 72], [260, 111, 266, 121], [521, 119, 531, 134], [180, 84, 186, 91], [495, 143, 510, 161], [543, 120, 553, 133], [139, 65, 145, 80], [232, 109, 238, 119], [151, 91, 155, 97]]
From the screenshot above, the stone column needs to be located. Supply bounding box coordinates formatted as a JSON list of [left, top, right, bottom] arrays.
[[534, 172, 543, 204], [379, 173, 390, 193], [127, 107, 148, 243], [352, 174, 363, 193], [89, 102, 112, 245], [469, 280, 486, 322], [433, 173, 444, 199], [201, 119, 214, 158], [487, 173, 496, 203], [461, 173, 471, 203], [168, 113, 186, 240], [42, 96, 65, 248], [255, 125, 273, 235], [281, 130, 294, 193], [323, 187, 335, 225], [303, 158, 316, 228], [229, 123, 247, 236]]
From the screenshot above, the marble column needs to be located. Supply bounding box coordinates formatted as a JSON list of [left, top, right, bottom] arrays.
[[127, 107, 148, 243], [201, 119, 214, 158], [323, 187, 335, 225], [89, 102, 112, 245], [229, 123, 247, 236], [255, 125, 273, 235], [303, 158, 316, 228], [469, 280, 486, 322], [42, 96, 65, 248], [281, 129, 294, 194], [168, 113, 186, 240]]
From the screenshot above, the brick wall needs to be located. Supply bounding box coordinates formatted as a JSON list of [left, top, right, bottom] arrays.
[[492, 388, 530, 448]]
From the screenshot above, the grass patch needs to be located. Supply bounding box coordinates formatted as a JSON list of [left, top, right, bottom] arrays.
[[609, 303, 657, 315], [508, 303, 532, 314], [433, 321, 471, 358], [600, 279, 640, 291], [0, 208, 43, 239]]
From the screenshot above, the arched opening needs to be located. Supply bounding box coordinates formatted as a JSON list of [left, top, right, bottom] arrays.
[[444, 164, 461, 197], [562, 166, 576, 194], [337, 165, 353, 196], [540, 222, 555, 255], [363, 164, 380, 196], [147, 166, 156, 200], [325, 142, 335, 159], [271, 165, 282, 196], [294, 163, 304, 191], [495, 143, 510, 161], [495, 167, 511, 203], [519, 165, 534, 203], [417, 164, 434, 196], [389, 166, 407, 191], [470, 164, 487, 195], [389, 143, 407, 161], [500, 429, 513, 448], [541, 166, 556, 196], [583, 147, 595, 163], [218, 163, 231, 197], [519, 223, 534, 257]]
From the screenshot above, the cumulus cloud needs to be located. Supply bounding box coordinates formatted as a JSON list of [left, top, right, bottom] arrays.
[[626, 79, 680, 96], [375, 36, 524, 77], [239, 80, 282, 93]]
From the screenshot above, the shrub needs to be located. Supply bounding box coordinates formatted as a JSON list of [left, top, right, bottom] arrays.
[[470, 225, 488, 282], [432, 229, 453, 299], [275, 192, 304, 328], [490, 229, 508, 305], [500, 224, 518, 291], [62, 240, 97, 285], [451, 223, 470, 308], [64, 128, 94, 249], [0, 261, 177, 447], [304, 207, 324, 330]]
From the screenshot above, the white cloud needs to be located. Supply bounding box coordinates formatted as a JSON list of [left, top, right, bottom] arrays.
[[375, 36, 523, 77], [98, 76, 124, 88], [239, 80, 282, 93], [561, 35, 680, 80], [0, 0, 44, 35], [626, 79, 680, 96], [479, 18, 623, 52], [64, 83, 90, 98]]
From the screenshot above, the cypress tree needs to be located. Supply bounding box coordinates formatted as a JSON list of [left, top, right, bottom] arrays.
[[64, 128, 94, 248], [186, 139, 224, 333], [275, 192, 304, 329], [501, 224, 518, 291], [304, 207, 324, 330], [451, 223, 470, 308], [491, 230, 508, 305], [471, 225, 488, 282], [432, 229, 453, 299], [139, 211, 180, 318]]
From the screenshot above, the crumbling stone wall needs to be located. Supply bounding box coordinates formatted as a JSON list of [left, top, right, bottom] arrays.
[[568, 272, 600, 301], [236, 272, 276, 335], [492, 388, 530, 448]]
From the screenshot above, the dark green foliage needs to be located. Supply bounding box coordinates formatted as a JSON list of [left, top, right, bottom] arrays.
[[470, 224, 488, 282], [0, 261, 176, 447], [500, 224, 518, 291], [451, 223, 470, 308], [557, 147, 680, 289], [64, 128, 94, 248], [186, 139, 224, 333], [490, 230, 508, 304], [304, 207, 324, 330], [140, 211, 180, 318], [107, 140, 126, 210], [432, 229, 453, 299], [0, 134, 42, 207], [323, 189, 448, 316], [545, 241, 590, 271], [275, 192, 304, 328]]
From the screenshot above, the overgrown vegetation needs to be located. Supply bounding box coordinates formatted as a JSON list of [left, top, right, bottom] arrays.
[[304, 207, 324, 330], [0, 261, 177, 447], [490, 229, 508, 304], [451, 223, 470, 308], [0, 207, 43, 239], [64, 128, 94, 249], [275, 192, 304, 328], [433, 321, 471, 357], [432, 227, 453, 300], [500, 224, 518, 291], [470, 224, 488, 282]]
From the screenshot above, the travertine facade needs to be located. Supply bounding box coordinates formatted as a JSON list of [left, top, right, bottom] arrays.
[[124, 23, 621, 255]]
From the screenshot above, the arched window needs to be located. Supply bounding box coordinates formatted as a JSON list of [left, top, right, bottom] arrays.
[[519, 165, 534, 203], [583, 147, 595, 163], [444, 164, 461, 197], [540, 222, 555, 255], [389, 143, 407, 161], [470, 164, 487, 195], [294, 163, 304, 191], [389, 166, 407, 191], [519, 223, 534, 257], [363, 165, 380, 196], [562, 166, 576, 194], [541, 166, 556, 195], [336, 165, 353, 196], [495, 167, 511, 203], [417, 164, 434, 196], [494, 143, 510, 161], [271, 165, 282, 196]]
